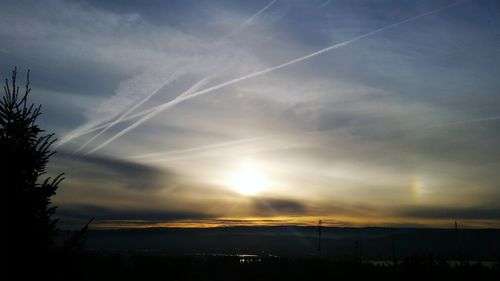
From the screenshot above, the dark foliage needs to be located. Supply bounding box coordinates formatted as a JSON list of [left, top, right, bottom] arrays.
[[0, 67, 64, 277], [64, 218, 95, 254]]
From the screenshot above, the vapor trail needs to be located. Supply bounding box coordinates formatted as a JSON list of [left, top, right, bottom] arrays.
[[126, 137, 262, 160], [85, 77, 211, 155], [74, 71, 180, 153], [56, 124, 96, 148], [58, 72, 203, 148], [60, 0, 466, 150], [124, 0, 469, 113], [318, 0, 332, 8], [226, 0, 278, 38], [55, 73, 180, 148], [56, 101, 165, 147], [58, 1, 277, 148], [427, 116, 500, 129]]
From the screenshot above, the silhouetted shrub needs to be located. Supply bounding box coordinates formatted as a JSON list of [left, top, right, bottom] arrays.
[[1, 67, 64, 277]]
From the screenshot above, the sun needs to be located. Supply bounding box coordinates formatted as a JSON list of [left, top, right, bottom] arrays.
[[228, 162, 270, 196]]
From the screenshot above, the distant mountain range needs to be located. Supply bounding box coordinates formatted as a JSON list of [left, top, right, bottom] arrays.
[[61, 226, 500, 260]]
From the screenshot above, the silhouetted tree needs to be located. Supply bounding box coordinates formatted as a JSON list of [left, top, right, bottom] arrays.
[[0, 67, 64, 276], [64, 218, 94, 255]]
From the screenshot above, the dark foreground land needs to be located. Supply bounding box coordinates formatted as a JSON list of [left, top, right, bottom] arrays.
[[55, 226, 500, 280], [77, 226, 499, 260], [75, 253, 499, 281]]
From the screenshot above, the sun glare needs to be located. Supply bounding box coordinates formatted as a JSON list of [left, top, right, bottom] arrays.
[[228, 162, 269, 196]]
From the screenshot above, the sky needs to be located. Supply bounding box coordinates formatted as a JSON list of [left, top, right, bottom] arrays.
[[1, 0, 499, 229]]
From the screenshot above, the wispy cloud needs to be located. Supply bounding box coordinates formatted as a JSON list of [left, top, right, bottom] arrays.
[[74, 71, 181, 153], [67, 0, 469, 154], [425, 115, 500, 129], [86, 77, 212, 154], [127, 137, 262, 160]]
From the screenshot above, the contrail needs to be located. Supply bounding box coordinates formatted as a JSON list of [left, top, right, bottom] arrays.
[[124, 0, 471, 113], [74, 71, 180, 153], [126, 137, 262, 160], [57, 72, 206, 148], [56, 124, 98, 148], [58, 1, 277, 148], [85, 77, 211, 155], [318, 0, 332, 8], [56, 73, 180, 148], [426, 115, 500, 129], [226, 0, 278, 38], [60, 0, 467, 149], [56, 101, 166, 147]]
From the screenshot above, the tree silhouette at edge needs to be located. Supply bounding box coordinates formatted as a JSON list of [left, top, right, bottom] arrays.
[[0, 67, 64, 275]]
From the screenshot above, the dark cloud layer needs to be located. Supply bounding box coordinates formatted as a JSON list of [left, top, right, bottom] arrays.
[[58, 204, 212, 221], [252, 197, 307, 215], [53, 151, 170, 190], [398, 206, 500, 220]]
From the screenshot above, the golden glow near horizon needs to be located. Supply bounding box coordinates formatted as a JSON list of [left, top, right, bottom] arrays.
[[88, 216, 500, 229], [227, 161, 270, 196]]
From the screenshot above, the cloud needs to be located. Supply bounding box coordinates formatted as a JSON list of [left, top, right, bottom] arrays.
[[57, 204, 213, 221], [3, 0, 500, 228], [85, 76, 213, 154], [252, 197, 308, 216], [398, 206, 500, 220], [1, 0, 272, 141], [52, 0, 472, 153], [74, 71, 181, 153], [54, 151, 168, 190]]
